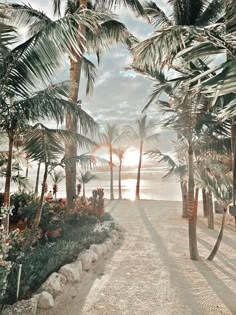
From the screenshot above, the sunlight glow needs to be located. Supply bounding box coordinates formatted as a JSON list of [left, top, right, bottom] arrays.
[[123, 150, 139, 166]]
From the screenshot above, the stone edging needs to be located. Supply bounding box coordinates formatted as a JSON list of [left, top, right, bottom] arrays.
[[2, 228, 122, 315]]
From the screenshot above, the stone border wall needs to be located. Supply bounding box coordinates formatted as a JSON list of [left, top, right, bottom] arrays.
[[2, 228, 121, 315]]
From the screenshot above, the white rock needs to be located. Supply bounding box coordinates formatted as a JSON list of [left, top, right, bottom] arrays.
[[79, 252, 93, 271], [110, 229, 119, 238], [104, 239, 113, 251], [41, 272, 66, 297], [90, 250, 98, 262], [2, 298, 37, 315], [110, 234, 118, 245], [34, 291, 54, 309], [59, 261, 82, 282], [90, 244, 104, 258], [100, 243, 108, 255]]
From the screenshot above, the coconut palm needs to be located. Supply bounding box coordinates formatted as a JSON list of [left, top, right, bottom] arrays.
[[131, 115, 158, 200], [8, 1, 142, 209], [114, 146, 128, 199], [101, 124, 120, 200], [77, 170, 97, 198], [145, 146, 188, 218], [196, 162, 232, 260], [50, 170, 65, 199]]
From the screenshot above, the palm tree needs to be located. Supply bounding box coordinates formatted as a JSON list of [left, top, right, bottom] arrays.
[[50, 170, 65, 199], [101, 124, 120, 200], [131, 115, 158, 200], [114, 146, 128, 199], [145, 146, 188, 218], [196, 162, 232, 260], [9, 0, 143, 209], [77, 170, 97, 197]]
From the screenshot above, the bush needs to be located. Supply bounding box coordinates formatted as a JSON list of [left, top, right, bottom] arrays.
[[2, 221, 110, 305]]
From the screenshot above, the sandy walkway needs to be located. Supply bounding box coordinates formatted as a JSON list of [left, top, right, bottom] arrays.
[[38, 200, 236, 315]]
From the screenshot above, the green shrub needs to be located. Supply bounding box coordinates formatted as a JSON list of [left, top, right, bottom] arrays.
[[2, 222, 109, 305]]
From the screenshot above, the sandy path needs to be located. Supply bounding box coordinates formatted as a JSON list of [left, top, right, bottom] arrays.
[[38, 200, 236, 315]]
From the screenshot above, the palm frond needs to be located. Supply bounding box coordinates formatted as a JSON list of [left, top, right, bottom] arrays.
[[96, 0, 144, 16], [197, 0, 224, 26], [144, 1, 172, 28], [82, 56, 97, 95]]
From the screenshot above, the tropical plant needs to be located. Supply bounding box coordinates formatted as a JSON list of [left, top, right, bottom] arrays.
[[114, 146, 128, 199], [145, 145, 188, 217], [196, 162, 232, 260], [130, 115, 159, 200], [100, 124, 120, 199], [50, 170, 65, 199], [77, 170, 97, 198]]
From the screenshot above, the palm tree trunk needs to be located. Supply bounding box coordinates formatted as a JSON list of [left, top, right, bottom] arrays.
[[118, 160, 122, 200], [110, 144, 114, 200], [2, 132, 14, 233], [194, 187, 199, 217], [207, 191, 214, 229], [188, 144, 199, 260], [83, 183, 85, 198], [34, 161, 41, 198], [65, 1, 87, 211], [24, 163, 48, 249], [136, 140, 143, 200], [202, 188, 208, 217], [181, 179, 188, 218], [33, 163, 48, 229], [207, 207, 227, 261]]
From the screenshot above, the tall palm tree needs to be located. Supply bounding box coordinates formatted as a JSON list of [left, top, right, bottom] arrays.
[[114, 146, 128, 199], [9, 0, 142, 209], [131, 115, 159, 200], [101, 124, 120, 200], [77, 170, 97, 197]]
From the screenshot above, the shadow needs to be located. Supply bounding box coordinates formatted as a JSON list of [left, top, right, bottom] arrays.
[[107, 200, 120, 213], [198, 237, 236, 275], [137, 202, 204, 315], [192, 258, 236, 314], [198, 220, 236, 250]]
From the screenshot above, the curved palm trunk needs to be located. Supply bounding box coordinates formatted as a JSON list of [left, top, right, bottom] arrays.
[[207, 208, 227, 261], [2, 133, 14, 232], [181, 179, 188, 218], [188, 144, 199, 260], [194, 187, 199, 216], [207, 191, 214, 229], [24, 163, 48, 249], [136, 140, 143, 200], [202, 188, 208, 217], [33, 163, 48, 229], [34, 161, 41, 198], [118, 159, 122, 200], [110, 144, 114, 200], [65, 1, 87, 211]]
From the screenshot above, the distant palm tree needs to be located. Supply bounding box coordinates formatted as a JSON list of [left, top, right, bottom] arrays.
[[101, 124, 120, 200], [132, 115, 159, 200], [114, 146, 128, 199], [50, 170, 65, 199], [77, 170, 97, 197]]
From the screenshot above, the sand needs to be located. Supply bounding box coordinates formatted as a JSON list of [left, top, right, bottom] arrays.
[[37, 200, 236, 315]]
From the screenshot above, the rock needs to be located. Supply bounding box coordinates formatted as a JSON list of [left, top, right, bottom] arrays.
[[110, 229, 119, 238], [2, 298, 37, 315], [59, 261, 82, 282], [90, 250, 98, 262], [90, 244, 104, 258], [100, 243, 108, 255], [79, 251, 94, 271], [104, 239, 113, 251], [41, 272, 66, 297], [34, 291, 54, 309]]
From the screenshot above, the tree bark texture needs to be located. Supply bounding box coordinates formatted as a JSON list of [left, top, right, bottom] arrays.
[[188, 144, 199, 260]]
